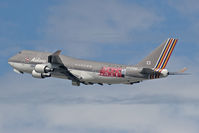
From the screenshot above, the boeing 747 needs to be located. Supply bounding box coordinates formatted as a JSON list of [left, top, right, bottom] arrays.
[[8, 38, 186, 86]]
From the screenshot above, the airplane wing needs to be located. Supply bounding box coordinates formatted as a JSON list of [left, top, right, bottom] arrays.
[[48, 50, 80, 85]]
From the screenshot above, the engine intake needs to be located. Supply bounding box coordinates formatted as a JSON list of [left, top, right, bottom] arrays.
[[35, 64, 53, 73]]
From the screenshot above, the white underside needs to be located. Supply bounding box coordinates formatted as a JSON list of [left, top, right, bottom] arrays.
[[69, 69, 142, 84], [8, 62, 145, 84]]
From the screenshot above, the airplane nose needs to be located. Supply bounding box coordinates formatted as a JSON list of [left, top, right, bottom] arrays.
[[8, 55, 17, 67], [8, 58, 12, 63], [8, 61, 14, 67], [8, 56, 15, 62], [8, 57, 15, 67]]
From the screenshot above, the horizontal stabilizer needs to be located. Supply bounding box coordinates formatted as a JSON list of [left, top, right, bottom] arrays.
[[168, 67, 190, 75]]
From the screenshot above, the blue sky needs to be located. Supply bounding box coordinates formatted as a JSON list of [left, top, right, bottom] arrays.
[[0, 0, 199, 133]]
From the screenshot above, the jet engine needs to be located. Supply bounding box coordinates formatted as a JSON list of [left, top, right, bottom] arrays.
[[32, 70, 51, 79], [34, 64, 53, 73]]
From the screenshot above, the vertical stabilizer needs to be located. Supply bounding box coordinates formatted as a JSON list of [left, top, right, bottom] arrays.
[[135, 38, 178, 70]]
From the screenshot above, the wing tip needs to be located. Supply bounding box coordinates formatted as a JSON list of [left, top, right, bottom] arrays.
[[53, 50, 62, 55]]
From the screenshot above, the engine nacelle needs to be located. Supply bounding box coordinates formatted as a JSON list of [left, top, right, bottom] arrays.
[[35, 64, 53, 73], [32, 70, 51, 79], [161, 69, 169, 77]]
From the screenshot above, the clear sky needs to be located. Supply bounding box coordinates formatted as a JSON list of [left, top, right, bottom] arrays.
[[0, 0, 199, 133]]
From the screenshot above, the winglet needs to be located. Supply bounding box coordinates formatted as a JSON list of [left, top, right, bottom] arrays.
[[53, 50, 62, 56], [48, 50, 62, 64]]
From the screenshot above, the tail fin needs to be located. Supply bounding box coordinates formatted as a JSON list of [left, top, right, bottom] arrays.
[[135, 38, 178, 70]]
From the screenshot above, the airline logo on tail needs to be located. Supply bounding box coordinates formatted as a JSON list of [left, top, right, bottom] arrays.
[[154, 38, 178, 72]]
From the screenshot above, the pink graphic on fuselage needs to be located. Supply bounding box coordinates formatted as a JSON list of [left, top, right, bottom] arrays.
[[25, 57, 30, 63], [99, 67, 124, 77]]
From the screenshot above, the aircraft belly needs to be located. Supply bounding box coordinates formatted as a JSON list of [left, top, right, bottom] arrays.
[[93, 77, 127, 84], [69, 69, 142, 84], [94, 76, 142, 84]]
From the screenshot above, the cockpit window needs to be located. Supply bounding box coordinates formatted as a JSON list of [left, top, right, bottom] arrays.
[[18, 51, 22, 54]]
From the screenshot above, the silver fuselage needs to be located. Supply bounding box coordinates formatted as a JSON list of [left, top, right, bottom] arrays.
[[8, 50, 156, 85], [8, 38, 181, 86]]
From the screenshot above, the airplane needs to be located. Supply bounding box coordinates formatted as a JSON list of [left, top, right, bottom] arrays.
[[8, 38, 187, 86]]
